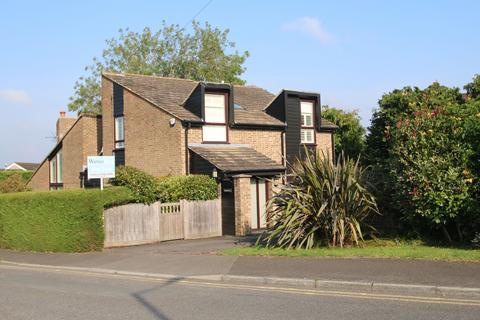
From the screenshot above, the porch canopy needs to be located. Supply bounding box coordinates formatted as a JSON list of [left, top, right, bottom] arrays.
[[188, 144, 285, 177]]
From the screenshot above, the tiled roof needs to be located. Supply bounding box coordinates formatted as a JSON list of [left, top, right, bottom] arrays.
[[189, 144, 285, 173], [8, 162, 40, 171], [320, 118, 338, 130], [102, 72, 333, 128], [103, 73, 201, 121]]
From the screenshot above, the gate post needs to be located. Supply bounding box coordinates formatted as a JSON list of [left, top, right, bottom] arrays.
[[233, 174, 252, 236]]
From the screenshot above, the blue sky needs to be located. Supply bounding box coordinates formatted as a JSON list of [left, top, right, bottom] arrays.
[[0, 0, 479, 166]]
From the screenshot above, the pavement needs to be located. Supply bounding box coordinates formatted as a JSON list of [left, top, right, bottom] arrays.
[[2, 265, 480, 320], [1, 236, 480, 299]]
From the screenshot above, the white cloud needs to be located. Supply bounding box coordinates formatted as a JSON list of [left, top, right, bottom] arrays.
[[283, 17, 334, 44], [0, 89, 32, 106]]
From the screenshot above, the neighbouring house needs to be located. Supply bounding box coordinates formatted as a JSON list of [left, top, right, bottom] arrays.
[[28, 112, 102, 190], [4, 162, 40, 171], [28, 72, 337, 235]]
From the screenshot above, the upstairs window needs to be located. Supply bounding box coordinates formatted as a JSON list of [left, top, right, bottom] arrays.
[[300, 101, 315, 144], [50, 149, 63, 189], [115, 116, 125, 149], [203, 93, 227, 142]]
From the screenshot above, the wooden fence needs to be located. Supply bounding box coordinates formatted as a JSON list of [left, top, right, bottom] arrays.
[[103, 199, 221, 248]]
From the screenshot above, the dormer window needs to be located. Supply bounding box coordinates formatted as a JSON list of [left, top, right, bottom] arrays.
[[203, 93, 227, 142], [300, 100, 315, 144]]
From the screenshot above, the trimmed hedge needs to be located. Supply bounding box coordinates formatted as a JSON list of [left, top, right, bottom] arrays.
[[114, 166, 218, 204], [0, 170, 33, 182], [158, 175, 218, 202], [0, 187, 134, 252], [114, 166, 158, 204]]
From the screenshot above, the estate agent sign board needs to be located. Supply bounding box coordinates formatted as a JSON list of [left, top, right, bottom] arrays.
[[87, 156, 115, 189]]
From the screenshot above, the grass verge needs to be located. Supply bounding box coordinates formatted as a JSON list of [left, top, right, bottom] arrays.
[[221, 239, 480, 262]]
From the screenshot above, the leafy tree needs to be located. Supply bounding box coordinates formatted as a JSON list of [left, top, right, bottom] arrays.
[[322, 106, 366, 160], [69, 21, 250, 114], [365, 77, 480, 242]]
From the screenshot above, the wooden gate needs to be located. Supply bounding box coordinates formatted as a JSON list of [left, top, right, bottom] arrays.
[[104, 199, 221, 247]]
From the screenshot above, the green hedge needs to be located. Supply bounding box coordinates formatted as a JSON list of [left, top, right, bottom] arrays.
[[0, 187, 134, 252], [158, 175, 218, 202], [0, 170, 33, 182], [114, 166, 218, 204]]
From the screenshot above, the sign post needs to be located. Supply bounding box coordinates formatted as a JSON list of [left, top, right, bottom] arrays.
[[87, 156, 115, 190]]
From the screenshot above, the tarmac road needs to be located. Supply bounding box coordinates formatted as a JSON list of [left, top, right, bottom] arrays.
[[1, 263, 479, 320]]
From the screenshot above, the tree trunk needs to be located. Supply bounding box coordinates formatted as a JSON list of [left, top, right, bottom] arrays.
[[441, 225, 452, 244]]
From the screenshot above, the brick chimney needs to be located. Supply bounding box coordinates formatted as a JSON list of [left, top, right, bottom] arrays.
[[56, 111, 76, 142]]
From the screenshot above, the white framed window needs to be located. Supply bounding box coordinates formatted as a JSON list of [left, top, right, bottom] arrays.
[[301, 129, 315, 144], [300, 101, 315, 144], [204, 94, 226, 123], [115, 116, 125, 149], [203, 93, 227, 142], [301, 101, 314, 127], [49, 149, 63, 184]]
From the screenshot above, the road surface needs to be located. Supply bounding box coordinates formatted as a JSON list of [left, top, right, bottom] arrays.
[[0, 264, 478, 320]]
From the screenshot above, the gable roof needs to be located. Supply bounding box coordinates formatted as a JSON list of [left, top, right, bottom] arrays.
[[189, 144, 285, 173], [6, 162, 40, 171], [102, 72, 335, 128]]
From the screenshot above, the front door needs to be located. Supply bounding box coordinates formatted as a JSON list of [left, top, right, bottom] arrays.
[[250, 178, 268, 229]]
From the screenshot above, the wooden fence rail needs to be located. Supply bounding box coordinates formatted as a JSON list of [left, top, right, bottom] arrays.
[[104, 199, 221, 248]]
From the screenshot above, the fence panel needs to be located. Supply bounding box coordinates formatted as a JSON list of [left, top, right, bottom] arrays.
[[183, 199, 222, 239], [104, 198, 221, 247]]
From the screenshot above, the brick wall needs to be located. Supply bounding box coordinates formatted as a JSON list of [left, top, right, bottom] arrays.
[[56, 117, 76, 142], [316, 132, 333, 160], [102, 77, 114, 157], [123, 89, 183, 177], [27, 161, 49, 191], [233, 174, 252, 236]]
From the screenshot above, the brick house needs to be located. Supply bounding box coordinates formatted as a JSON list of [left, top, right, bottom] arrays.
[[28, 72, 337, 235], [28, 113, 102, 190]]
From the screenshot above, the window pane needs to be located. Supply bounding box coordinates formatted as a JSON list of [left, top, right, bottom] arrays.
[[57, 150, 63, 183], [301, 129, 315, 144], [205, 94, 225, 123], [203, 125, 227, 142], [300, 101, 314, 127], [50, 157, 57, 183], [115, 117, 124, 140]]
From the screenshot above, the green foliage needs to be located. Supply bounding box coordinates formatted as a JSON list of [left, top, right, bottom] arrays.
[[322, 106, 366, 159], [114, 166, 159, 204], [390, 101, 480, 242], [114, 166, 218, 204], [262, 151, 378, 249], [0, 170, 33, 182], [0, 174, 28, 193], [157, 175, 218, 203], [69, 21, 249, 114], [365, 77, 480, 242], [0, 171, 33, 193], [0, 187, 134, 252]]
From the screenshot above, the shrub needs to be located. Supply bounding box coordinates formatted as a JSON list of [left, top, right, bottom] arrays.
[[390, 102, 480, 242], [0, 174, 29, 193], [158, 175, 218, 202], [0, 170, 34, 182], [0, 187, 134, 252], [261, 151, 379, 249], [114, 166, 159, 204]]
